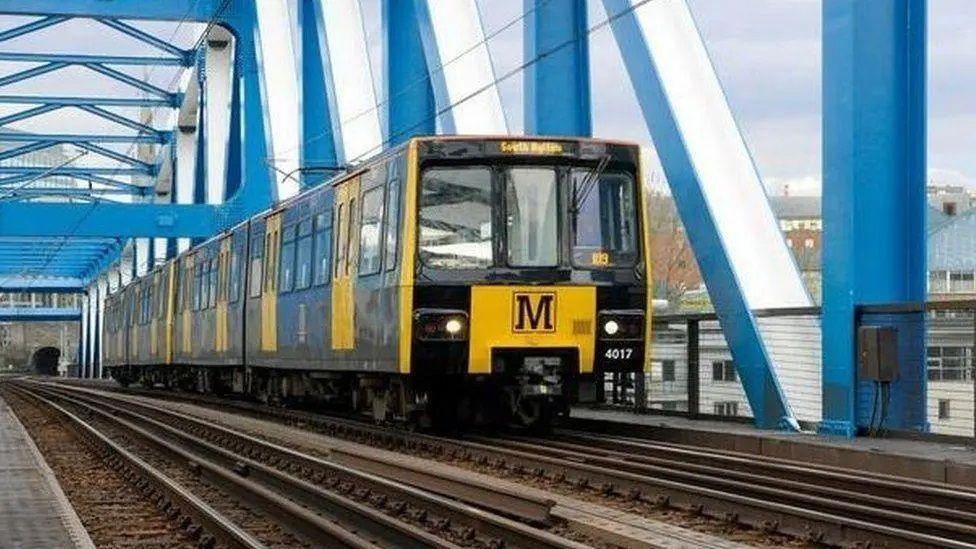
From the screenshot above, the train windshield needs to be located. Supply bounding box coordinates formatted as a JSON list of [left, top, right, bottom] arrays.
[[504, 167, 559, 267], [418, 162, 638, 270], [570, 169, 638, 267], [419, 167, 493, 269]]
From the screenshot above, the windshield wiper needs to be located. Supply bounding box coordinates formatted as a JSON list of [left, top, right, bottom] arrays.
[[570, 155, 612, 215]]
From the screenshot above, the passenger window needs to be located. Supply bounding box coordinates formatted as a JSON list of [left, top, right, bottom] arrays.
[[279, 225, 296, 293], [346, 198, 357, 276], [193, 264, 202, 310], [248, 236, 263, 298], [296, 219, 313, 290], [334, 204, 345, 277], [209, 258, 218, 308], [359, 187, 383, 276], [229, 247, 241, 302], [313, 212, 332, 286], [385, 178, 399, 271], [200, 261, 210, 310]]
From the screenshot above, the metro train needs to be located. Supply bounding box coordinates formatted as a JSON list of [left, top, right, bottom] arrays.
[[103, 136, 652, 430]]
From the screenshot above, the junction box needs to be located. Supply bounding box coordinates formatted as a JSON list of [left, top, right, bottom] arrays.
[[857, 326, 899, 382]]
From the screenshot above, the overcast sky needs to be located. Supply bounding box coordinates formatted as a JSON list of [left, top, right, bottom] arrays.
[[0, 1, 974, 198]]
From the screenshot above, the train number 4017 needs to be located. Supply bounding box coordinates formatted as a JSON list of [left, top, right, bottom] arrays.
[[604, 348, 633, 360]]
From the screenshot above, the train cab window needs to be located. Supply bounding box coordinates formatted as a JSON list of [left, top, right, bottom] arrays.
[[296, 219, 313, 290], [570, 169, 638, 268], [359, 187, 384, 276], [504, 167, 558, 267], [385, 178, 399, 271], [264, 231, 278, 293], [248, 236, 263, 298], [280, 225, 296, 293], [313, 212, 331, 286], [419, 167, 492, 269], [229, 247, 242, 302]]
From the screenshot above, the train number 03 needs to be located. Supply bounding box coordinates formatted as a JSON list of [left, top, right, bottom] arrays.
[[604, 348, 633, 360]]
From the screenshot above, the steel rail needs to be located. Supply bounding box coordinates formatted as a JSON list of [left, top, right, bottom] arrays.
[[53, 379, 975, 547], [22, 384, 411, 549], [6, 386, 266, 549], [472, 434, 976, 539], [551, 429, 976, 509], [32, 381, 580, 549]]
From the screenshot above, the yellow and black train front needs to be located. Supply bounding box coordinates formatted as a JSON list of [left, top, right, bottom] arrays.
[[406, 137, 651, 426]]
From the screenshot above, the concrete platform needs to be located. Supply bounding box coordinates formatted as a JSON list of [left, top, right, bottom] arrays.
[[0, 394, 94, 549], [570, 407, 976, 487]]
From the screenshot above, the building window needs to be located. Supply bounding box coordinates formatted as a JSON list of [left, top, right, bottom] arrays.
[[938, 399, 951, 420], [927, 346, 972, 382], [944, 202, 957, 216], [714, 401, 739, 416], [662, 360, 676, 382], [929, 270, 948, 293], [803, 238, 814, 249], [712, 360, 737, 382], [949, 271, 975, 293], [786, 238, 793, 248]]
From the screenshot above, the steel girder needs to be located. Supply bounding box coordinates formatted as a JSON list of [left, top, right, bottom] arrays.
[[0, 0, 278, 288], [821, 1, 927, 436]]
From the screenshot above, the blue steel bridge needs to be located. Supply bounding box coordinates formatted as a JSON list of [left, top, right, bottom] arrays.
[[0, 0, 927, 438]]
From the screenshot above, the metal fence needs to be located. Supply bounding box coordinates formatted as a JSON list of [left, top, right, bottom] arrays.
[[598, 301, 976, 440]]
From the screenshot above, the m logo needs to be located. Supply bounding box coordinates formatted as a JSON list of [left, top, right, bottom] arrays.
[[513, 292, 556, 332]]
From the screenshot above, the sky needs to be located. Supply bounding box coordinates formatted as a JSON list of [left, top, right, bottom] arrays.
[[0, 1, 974, 199]]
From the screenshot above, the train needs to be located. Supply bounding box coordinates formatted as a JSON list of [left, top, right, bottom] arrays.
[[104, 136, 652, 430]]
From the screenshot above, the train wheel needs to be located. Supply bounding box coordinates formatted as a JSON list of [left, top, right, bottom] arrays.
[[515, 397, 554, 434]]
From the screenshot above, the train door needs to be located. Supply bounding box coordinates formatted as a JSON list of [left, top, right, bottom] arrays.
[[261, 213, 282, 352], [181, 255, 194, 356], [216, 236, 231, 354], [150, 271, 160, 359], [331, 175, 361, 350]]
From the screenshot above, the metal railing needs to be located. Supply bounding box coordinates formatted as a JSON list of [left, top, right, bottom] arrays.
[[600, 306, 823, 429], [597, 300, 976, 441]]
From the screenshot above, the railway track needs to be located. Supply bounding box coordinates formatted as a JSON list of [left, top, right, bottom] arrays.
[[56, 379, 976, 549], [14, 380, 593, 549]]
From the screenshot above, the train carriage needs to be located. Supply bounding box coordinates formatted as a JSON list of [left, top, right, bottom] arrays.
[[106, 136, 651, 429]]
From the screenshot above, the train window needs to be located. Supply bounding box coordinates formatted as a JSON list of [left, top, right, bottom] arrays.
[[248, 235, 263, 298], [296, 219, 312, 290], [346, 198, 357, 276], [193, 264, 202, 311], [313, 212, 331, 286], [570, 170, 637, 268], [229, 248, 242, 302], [384, 178, 399, 271], [359, 187, 383, 276], [279, 225, 296, 293], [334, 204, 345, 277], [209, 258, 218, 308], [504, 167, 559, 267], [419, 167, 492, 269], [200, 261, 210, 310]]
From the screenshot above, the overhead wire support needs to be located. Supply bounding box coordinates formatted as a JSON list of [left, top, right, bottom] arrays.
[[0, 15, 68, 43], [0, 95, 178, 108], [0, 52, 191, 66]]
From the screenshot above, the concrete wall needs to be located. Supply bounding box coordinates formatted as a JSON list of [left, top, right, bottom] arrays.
[[0, 321, 79, 375]]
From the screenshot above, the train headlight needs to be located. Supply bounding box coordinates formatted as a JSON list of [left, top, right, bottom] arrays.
[[414, 309, 468, 341], [597, 310, 644, 341], [445, 318, 464, 335]]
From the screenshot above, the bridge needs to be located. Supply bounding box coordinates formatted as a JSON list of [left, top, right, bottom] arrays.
[[0, 0, 927, 438]]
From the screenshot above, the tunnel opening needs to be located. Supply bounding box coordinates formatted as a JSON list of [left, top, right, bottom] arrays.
[[31, 347, 60, 376]]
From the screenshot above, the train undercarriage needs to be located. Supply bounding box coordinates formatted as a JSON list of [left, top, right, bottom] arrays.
[[109, 363, 586, 432]]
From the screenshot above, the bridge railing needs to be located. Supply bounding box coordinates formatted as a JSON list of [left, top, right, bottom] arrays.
[[601, 306, 823, 430], [600, 301, 976, 441]]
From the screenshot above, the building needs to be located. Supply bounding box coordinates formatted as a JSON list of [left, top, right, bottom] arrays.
[[927, 184, 972, 217], [768, 195, 822, 302]]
